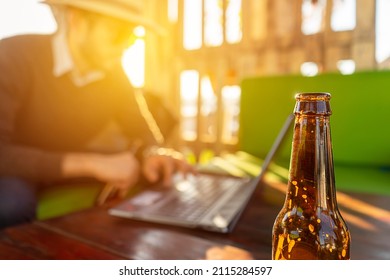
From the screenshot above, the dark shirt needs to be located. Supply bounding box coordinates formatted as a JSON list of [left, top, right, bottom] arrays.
[[0, 34, 155, 183]]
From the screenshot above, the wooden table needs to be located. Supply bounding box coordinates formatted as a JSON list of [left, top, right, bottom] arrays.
[[0, 180, 389, 260]]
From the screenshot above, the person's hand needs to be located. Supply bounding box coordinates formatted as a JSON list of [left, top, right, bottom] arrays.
[[91, 151, 140, 197], [142, 154, 195, 187], [62, 151, 140, 199]]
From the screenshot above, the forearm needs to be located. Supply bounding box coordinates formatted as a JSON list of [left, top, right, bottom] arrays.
[[61, 152, 101, 179], [62, 151, 141, 188], [1, 141, 141, 188], [0, 144, 63, 181], [0, 142, 104, 182]]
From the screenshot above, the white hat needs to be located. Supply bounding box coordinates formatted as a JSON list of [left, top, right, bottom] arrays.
[[42, 0, 165, 34]]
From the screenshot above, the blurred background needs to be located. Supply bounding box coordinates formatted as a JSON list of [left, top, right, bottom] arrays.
[[1, 0, 389, 160]]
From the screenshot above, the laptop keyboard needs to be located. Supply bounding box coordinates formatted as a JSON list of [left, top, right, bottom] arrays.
[[151, 174, 246, 221]]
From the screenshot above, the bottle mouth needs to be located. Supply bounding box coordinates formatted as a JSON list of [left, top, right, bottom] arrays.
[[294, 92, 332, 115], [295, 92, 331, 101]]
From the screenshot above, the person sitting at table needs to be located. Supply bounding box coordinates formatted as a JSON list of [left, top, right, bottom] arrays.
[[0, 0, 192, 229]]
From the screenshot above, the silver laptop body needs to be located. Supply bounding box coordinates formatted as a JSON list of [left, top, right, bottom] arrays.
[[109, 114, 294, 233]]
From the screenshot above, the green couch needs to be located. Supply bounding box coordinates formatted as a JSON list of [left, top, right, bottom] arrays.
[[239, 70, 390, 195]]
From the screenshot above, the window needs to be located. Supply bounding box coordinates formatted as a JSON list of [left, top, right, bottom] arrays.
[[200, 76, 218, 142], [168, 0, 179, 23], [180, 70, 200, 141], [302, 0, 327, 35], [376, 0, 390, 64], [180, 0, 243, 151], [183, 0, 203, 50], [225, 0, 242, 44], [179, 71, 240, 145], [221, 85, 240, 144], [183, 0, 242, 49], [204, 0, 224, 47], [331, 0, 356, 32]]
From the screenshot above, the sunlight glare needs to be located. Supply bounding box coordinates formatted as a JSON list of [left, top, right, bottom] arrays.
[[0, 0, 57, 39], [122, 38, 145, 88], [225, 0, 242, 44], [204, 0, 223, 47], [183, 0, 202, 50]]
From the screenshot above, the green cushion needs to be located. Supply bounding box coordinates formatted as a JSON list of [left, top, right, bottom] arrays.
[[240, 70, 390, 167], [240, 70, 390, 195], [335, 165, 390, 195], [37, 183, 102, 220]]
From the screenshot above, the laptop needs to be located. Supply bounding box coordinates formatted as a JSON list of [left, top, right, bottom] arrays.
[[108, 114, 294, 233]]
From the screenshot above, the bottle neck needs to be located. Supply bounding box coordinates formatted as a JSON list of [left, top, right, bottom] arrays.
[[287, 114, 337, 209]]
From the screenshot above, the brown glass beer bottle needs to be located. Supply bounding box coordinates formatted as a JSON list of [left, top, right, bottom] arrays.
[[272, 93, 351, 260]]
